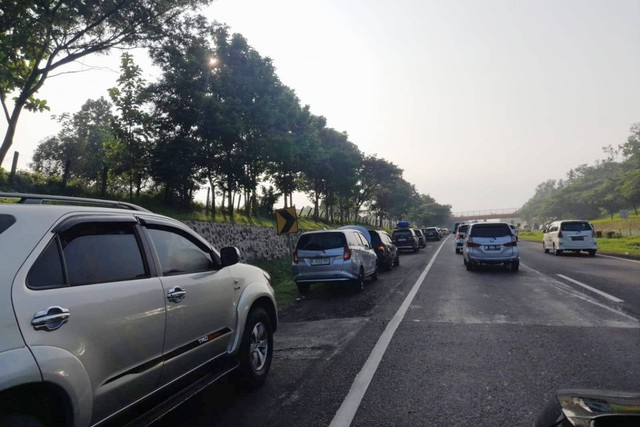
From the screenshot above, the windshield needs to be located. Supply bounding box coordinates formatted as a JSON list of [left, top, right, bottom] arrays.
[[296, 232, 346, 251]]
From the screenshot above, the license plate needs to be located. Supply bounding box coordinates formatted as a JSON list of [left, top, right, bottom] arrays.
[[571, 236, 584, 241], [484, 245, 500, 251], [398, 238, 407, 242], [311, 258, 330, 266]]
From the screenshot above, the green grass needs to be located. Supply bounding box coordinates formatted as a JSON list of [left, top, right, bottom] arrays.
[[517, 231, 640, 257], [250, 256, 298, 310]]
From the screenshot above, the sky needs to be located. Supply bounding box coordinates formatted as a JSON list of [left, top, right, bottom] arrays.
[[3, 0, 640, 214]]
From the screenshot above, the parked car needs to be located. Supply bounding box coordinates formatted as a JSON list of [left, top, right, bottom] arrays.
[[463, 222, 519, 271], [509, 224, 518, 241], [0, 193, 277, 427], [423, 227, 440, 241], [542, 220, 597, 256], [292, 229, 378, 293], [454, 223, 469, 254], [368, 229, 400, 270], [414, 229, 427, 248], [391, 228, 420, 253]]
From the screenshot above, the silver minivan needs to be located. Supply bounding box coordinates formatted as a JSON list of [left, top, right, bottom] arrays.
[[463, 222, 519, 271], [543, 220, 597, 256], [292, 229, 378, 293]]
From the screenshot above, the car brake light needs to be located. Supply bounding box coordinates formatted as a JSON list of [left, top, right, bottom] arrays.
[[466, 237, 480, 248], [456, 233, 460, 239], [558, 231, 563, 238], [343, 246, 351, 261], [378, 245, 385, 252], [293, 250, 299, 264], [504, 236, 518, 247]]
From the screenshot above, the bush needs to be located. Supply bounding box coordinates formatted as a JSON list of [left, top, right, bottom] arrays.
[[595, 230, 602, 238], [605, 231, 620, 238]]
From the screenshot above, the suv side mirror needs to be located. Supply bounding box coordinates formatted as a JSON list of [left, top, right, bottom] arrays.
[[220, 247, 240, 267]]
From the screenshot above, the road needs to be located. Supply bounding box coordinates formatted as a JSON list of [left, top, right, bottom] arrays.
[[153, 238, 640, 426]]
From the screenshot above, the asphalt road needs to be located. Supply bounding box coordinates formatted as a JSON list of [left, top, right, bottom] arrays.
[[154, 238, 640, 426]]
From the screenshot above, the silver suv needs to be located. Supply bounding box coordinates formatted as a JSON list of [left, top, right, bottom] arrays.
[[292, 229, 378, 293], [0, 193, 277, 427], [463, 222, 520, 272]]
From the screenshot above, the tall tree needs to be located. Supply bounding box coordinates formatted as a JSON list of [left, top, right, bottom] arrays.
[[0, 0, 212, 166]]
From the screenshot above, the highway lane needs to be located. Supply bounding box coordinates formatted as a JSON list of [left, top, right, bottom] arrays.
[[153, 237, 640, 426]]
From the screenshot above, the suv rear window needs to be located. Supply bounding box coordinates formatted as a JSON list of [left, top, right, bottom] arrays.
[[392, 230, 413, 238], [297, 232, 347, 251], [560, 221, 592, 232], [469, 224, 512, 237], [458, 225, 469, 233]]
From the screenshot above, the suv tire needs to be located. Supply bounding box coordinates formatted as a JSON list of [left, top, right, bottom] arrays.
[[510, 260, 519, 272], [353, 269, 365, 293], [0, 414, 45, 427], [237, 308, 273, 389], [588, 250, 596, 257], [543, 242, 549, 254], [393, 254, 400, 267]]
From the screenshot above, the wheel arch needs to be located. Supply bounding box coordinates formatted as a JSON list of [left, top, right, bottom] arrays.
[[0, 382, 72, 426], [229, 283, 278, 355]]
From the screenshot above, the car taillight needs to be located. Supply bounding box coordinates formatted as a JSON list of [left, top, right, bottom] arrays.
[[456, 233, 460, 239], [558, 231, 563, 238], [592, 229, 596, 238], [378, 245, 385, 252], [504, 236, 518, 247], [466, 237, 480, 248], [343, 246, 351, 261], [293, 250, 299, 264]]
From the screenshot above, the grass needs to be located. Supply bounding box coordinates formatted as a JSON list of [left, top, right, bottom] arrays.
[[517, 231, 640, 257]]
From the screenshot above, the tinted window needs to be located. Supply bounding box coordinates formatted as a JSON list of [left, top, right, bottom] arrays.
[[369, 231, 382, 246], [393, 230, 414, 238], [61, 222, 146, 286], [28, 238, 65, 289], [147, 227, 214, 275], [561, 221, 592, 232], [469, 224, 512, 237], [458, 225, 469, 233], [0, 214, 16, 234], [297, 232, 347, 251]]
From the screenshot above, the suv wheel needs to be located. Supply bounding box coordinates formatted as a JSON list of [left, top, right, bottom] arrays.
[[510, 260, 519, 272], [393, 254, 400, 267], [296, 283, 310, 296], [588, 250, 596, 257], [543, 242, 549, 254], [237, 308, 273, 389], [465, 261, 474, 271], [353, 269, 365, 292], [553, 244, 562, 256], [372, 265, 379, 281]]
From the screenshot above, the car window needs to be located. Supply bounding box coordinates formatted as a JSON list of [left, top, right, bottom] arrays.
[[469, 224, 512, 237], [560, 221, 592, 232], [393, 230, 413, 237], [0, 214, 16, 234], [146, 226, 214, 275], [458, 225, 469, 233], [369, 232, 382, 246], [28, 222, 147, 288], [297, 232, 347, 251]]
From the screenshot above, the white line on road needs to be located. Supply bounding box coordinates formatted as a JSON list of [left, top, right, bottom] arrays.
[[329, 237, 448, 427], [556, 274, 624, 303], [596, 253, 640, 264]]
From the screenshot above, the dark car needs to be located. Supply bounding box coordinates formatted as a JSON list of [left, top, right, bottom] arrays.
[[369, 230, 400, 270], [423, 227, 440, 241], [391, 228, 419, 252], [413, 229, 427, 248]]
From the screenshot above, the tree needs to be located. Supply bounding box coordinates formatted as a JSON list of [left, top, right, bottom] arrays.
[[31, 97, 115, 191], [108, 52, 150, 199], [0, 0, 212, 166]]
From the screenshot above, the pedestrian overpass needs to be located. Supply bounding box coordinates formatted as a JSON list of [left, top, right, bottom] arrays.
[[450, 208, 522, 227]]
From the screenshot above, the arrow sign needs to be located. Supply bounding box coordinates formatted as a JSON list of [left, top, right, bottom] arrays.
[[275, 207, 298, 235]]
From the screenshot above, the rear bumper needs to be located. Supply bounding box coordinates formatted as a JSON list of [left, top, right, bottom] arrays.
[[293, 270, 357, 283], [466, 255, 519, 264]]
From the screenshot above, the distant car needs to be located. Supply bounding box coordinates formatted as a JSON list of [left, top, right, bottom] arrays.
[[542, 220, 597, 256], [292, 229, 378, 293], [454, 223, 469, 254], [423, 227, 440, 241], [368, 229, 399, 270], [413, 229, 427, 248], [391, 228, 419, 253], [463, 222, 519, 271], [509, 224, 518, 241], [0, 192, 277, 427]]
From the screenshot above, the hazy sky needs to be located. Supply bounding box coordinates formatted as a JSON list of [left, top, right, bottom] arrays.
[[3, 0, 640, 213]]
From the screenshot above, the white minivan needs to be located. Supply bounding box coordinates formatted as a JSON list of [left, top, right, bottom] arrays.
[[542, 220, 597, 256]]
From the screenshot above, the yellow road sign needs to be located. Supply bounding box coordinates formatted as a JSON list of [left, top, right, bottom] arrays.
[[275, 207, 298, 235]]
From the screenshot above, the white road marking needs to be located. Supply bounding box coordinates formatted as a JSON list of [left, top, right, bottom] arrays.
[[556, 274, 624, 303], [329, 237, 448, 427], [597, 253, 640, 264]]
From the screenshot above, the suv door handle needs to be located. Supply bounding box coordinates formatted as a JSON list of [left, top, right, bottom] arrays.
[[167, 286, 186, 303], [32, 306, 70, 331]]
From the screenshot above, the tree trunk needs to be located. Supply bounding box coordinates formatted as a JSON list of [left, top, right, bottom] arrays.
[[100, 166, 108, 197], [61, 159, 72, 190], [0, 102, 25, 168]]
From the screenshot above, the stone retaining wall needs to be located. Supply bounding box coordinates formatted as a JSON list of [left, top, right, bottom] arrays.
[[184, 221, 300, 262]]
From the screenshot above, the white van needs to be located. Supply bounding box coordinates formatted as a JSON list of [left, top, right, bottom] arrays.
[[542, 220, 597, 256]]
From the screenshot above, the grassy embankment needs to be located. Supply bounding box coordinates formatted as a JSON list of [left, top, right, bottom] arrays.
[[517, 212, 640, 258]]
